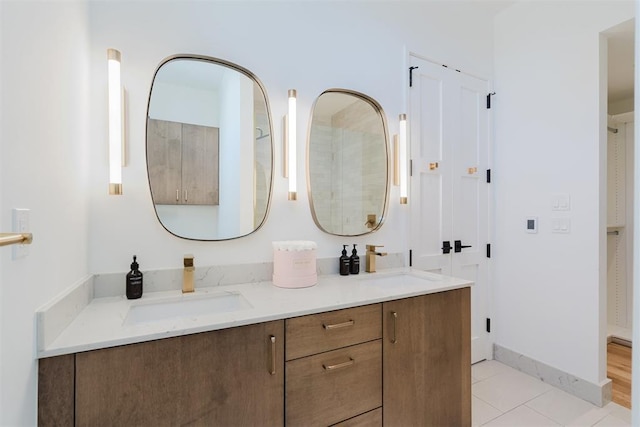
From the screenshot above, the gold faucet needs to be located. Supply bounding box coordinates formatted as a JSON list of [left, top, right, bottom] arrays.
[[365, 245, 387, 273], [183, 254, 195, 293]]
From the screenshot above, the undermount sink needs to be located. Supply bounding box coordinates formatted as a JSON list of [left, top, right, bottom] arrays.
[[124, 292, 252, 325], [359, 272, 435, 288]]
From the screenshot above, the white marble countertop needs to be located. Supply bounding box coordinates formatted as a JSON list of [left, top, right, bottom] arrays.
[[38, 268, 472, 358]]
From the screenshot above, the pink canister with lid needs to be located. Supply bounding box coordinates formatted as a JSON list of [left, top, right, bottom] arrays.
[[272, 241, 318, 288]]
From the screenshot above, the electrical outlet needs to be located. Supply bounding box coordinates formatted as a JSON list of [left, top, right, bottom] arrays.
[[12, 208, 30, 259]]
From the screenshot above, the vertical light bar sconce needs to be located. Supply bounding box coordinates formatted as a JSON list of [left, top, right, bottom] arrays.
[[287, 89, 297, 201], [107, 48, 123, 195], [398, 113, 408, 204], [393, 135, 400, 186]]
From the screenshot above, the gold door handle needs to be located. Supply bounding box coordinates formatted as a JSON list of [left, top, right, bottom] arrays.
[[391, 311, 398, 344], [184, 190, 188, 202], [322, 357, 354, 371], [269, 335, 276, 375], [323, 320, 355, 330], [429, 162, 439, 170], [176, 189, 179, 202]]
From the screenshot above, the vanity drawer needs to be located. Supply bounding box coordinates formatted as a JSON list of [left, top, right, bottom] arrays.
[[286, 304, 381, 360], [286, 339, 382, 427]]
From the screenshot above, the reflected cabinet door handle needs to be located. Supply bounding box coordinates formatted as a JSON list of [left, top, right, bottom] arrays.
[[184, 190, 188, 202], [176, 189, 179, 202]]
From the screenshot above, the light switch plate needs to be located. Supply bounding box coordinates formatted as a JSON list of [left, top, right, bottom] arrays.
[[552, 218, 571, 234], [551, 194, 571, 211], [12, 208, 30, 260]]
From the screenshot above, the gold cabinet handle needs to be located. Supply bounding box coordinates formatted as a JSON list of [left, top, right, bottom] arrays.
[[176, 189, 179, 202], [391, 311, 398, 344], [429, 162, 439, 170], [269, 335, 276, 375], [322, 357, 354, 371], [323, 320, 355, 330], [184, 190, 188, 202], [468, 167, 478, 174]]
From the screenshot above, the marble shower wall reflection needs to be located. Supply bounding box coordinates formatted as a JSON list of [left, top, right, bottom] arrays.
[[308, 91, 388, 236]]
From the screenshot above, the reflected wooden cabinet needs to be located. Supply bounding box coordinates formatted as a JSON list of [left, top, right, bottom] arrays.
[[383, 288, 471, 426], [147, 118, 219, 206]]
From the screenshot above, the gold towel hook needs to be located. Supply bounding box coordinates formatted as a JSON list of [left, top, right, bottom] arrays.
[[0, 233, 33, 247]]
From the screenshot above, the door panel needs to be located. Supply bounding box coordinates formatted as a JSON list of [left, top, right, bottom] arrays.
[[419, 173, 450, 274], [418, 75, 444, 161], [410, 63, 452, 276], [409, 55, 490, 363]]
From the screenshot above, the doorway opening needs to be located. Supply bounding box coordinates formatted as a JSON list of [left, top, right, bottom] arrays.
[[604, 18, 634, 410]]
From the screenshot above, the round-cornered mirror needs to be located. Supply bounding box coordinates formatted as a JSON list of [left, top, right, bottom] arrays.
[[146, 55, 273, 240], [307, 89, 389, 236]]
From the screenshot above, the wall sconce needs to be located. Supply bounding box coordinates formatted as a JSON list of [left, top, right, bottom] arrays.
[[107, 48, 124, 195], [284, 89, 297, 201], [393, 135, 399, 186], [398, 113, 408, 204]]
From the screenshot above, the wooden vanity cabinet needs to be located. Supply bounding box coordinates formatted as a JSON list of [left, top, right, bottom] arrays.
[[38, 287, 471, 427], [382, 288, 471, 426], [39, 320, 284, 426], [38, 354, 74, 427]]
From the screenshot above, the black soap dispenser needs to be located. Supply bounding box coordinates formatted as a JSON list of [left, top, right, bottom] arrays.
[[339, 245, 350, 276], [126, 255, 143, 300], [349, 244, 360, 275]]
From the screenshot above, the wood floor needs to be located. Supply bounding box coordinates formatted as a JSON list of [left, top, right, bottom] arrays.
[[608, 342, 631, 409]]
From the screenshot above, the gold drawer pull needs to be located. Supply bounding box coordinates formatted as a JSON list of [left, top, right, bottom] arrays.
[[269, 335, 276, 375], [391, 311, 398, 344], [323, 358, 354, 371], [323, 319, 355, 330], [429, 162, 439, 170]]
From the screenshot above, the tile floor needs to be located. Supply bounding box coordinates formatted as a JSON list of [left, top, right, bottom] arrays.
[[472, 360, 632, 426]]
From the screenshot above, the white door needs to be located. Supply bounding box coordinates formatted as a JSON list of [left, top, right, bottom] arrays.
[[408, 55, 490, 363]]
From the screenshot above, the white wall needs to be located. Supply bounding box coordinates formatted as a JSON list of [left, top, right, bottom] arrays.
[[149, 81, 219, 127], [0, 1, 495, 423], [86, 1, 495, 273], [493, 1, 634, 385], [0, 1, 91, 425]]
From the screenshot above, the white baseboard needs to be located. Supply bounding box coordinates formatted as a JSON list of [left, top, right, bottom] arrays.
[[494, 344, 612, 407]]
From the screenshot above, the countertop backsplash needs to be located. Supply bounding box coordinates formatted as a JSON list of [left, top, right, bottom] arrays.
[[93, 253, 405, 298]]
